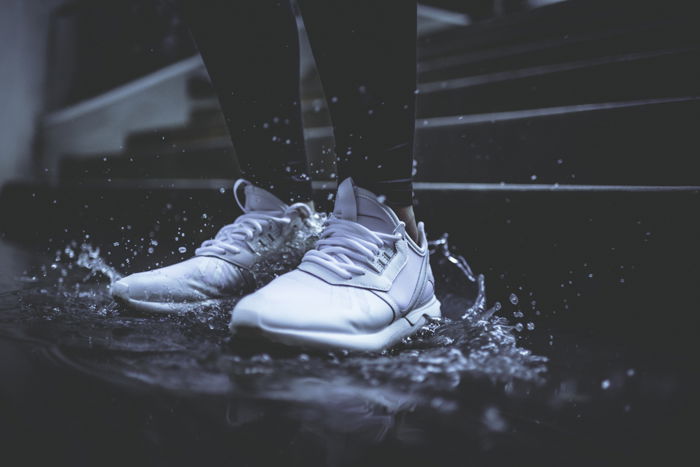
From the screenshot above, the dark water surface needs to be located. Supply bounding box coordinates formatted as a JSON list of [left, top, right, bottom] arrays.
[[0, 188, 697, 466], [0, 232, 692, 467]]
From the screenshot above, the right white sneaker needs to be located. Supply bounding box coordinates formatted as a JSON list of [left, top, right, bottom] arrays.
[[111, 179, 322, 313], [230, 177, 441, 351]]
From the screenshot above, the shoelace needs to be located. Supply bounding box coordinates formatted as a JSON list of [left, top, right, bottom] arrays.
[[195, 180, 312, 257], [302, 216, 402, 280]]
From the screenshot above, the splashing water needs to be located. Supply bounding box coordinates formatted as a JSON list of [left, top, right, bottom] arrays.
[[1, 228, 547, 409], [40, 241, 124, 286], [74, 243, 124, 284]]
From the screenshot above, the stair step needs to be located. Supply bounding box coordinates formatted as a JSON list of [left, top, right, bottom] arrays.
[[422, 23, 696, 79], [419, 3, 697, 82], [412, 97, 700, 185], [60, 148, 238, 181], [419, 0, 695, 60], [303, 97, 700, 186], [128, 97, 333, 153], [124, 125, 230, 151], [417, 47, 700, 117], [188, 105, 226, 128], [66, 97, 698, 186]]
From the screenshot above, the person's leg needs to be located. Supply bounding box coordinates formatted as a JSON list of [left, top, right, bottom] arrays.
[[178, 0, 312, 204], [298, 0, 419, 239], [230, 2, 439, 349]]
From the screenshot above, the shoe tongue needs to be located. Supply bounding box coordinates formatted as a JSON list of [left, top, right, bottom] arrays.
[[244, 184, 287, 212], [333, 177, 399, 234]]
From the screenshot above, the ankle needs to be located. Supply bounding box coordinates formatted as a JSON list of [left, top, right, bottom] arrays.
[[391, 205, 420, 243]]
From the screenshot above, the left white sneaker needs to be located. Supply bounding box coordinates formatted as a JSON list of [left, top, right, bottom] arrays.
[[111, 179, 321, 314], [230, 177, 441, 351]]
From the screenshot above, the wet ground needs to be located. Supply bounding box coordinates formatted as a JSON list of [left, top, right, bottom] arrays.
[[0, 186, 697, 466]]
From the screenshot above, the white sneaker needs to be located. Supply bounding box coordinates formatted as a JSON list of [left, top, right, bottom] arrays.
[[230, 177, 441, 351], [111, 179, 321, 313]]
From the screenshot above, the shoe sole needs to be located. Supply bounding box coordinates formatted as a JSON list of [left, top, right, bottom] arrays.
[[230, 296, 442, 352], [112, 294, 236, 314]]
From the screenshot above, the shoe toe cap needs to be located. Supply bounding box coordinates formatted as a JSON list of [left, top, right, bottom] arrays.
[[229, 294, 263, 331], [110, 270, 190, 303], [110, 280, 130, 300]]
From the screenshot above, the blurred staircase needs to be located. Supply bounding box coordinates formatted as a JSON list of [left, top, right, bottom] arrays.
[[54, 0, 700, 189]]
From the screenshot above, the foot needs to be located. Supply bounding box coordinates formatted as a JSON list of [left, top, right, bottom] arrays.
[[111, 179, 322, 313], [230, 177, 441, 351]]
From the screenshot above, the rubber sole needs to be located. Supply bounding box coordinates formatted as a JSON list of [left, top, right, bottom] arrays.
[[230, 296, 442, 352], [112, 295, 235, 314]]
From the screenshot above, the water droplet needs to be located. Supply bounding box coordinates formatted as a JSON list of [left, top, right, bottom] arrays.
[[526, 322, 535, 330], [483, 406, 507, 432], [178, 246, 187, 254], [509, 293, 519, 305], [601, 379, 611, 389]]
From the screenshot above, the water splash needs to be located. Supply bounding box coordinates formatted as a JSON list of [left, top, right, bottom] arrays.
[[4, 228, 547, 406], [49, 241, 123, 285], [429, 233, 476, 281], [74, 243, 123, 284]]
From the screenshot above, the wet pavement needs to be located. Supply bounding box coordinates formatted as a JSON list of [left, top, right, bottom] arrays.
[[0, 186, 698, 466]]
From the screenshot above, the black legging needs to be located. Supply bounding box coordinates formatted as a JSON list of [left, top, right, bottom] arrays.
[[178, 0, 417, 207]]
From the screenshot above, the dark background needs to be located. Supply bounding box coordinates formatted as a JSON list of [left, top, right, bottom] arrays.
[[1, 0, 698, 465]]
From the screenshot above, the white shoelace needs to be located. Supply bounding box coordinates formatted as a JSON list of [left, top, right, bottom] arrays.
[[302, 216, 402, 280], [196, 180, 312, 257]]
